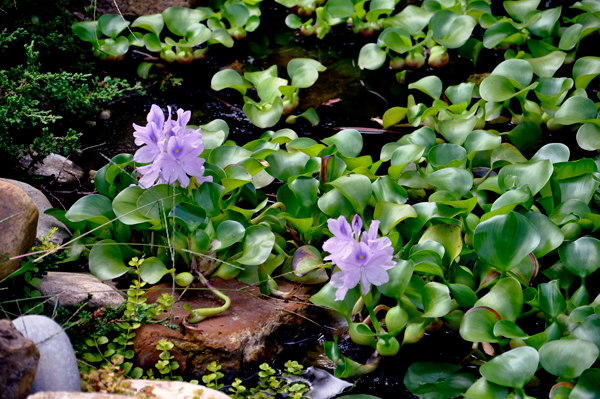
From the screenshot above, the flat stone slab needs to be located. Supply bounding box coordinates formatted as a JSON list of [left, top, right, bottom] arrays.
[[30, 154, 84, 185], [39, 272, 125, 309], [133, 278, 323, 381]]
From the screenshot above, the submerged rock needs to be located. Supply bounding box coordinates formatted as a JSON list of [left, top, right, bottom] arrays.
[[12, 315, 81, 395], [0, 181, 38, 281], [30, 154, 84, 184], [0, 319, 39, 399], [133, 278, 322, 381], [39, 272, 125, 310], [0, 178, 70, 246]]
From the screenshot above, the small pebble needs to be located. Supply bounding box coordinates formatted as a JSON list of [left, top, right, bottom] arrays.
[[99, 110, 111, 120], [85, 120, 97, 127]]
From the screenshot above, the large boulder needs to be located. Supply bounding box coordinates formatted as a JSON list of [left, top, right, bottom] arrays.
[[39, 272, 125, 310], [12, 315, 81, 395], [0, 181, 38, 281], [0, 319, 40, 399], [133, 278, 322, 381], [0, 179, 70, 246]]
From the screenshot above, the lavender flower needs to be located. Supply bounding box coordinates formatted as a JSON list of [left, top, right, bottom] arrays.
[[133, 105, 212, 189], [324, 216, 395, 301]]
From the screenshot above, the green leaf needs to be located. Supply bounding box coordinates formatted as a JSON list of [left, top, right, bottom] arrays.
[[378, 260, 414, 301], [577, 123, 600, 151], [98, 14, 130, 39], [539, 339, 599, 379], [131, 13, 164, 37], [215, 220, 245, 250], [425, 168, 473, 198], [139, 257, 170, 284], [244, 96, 284, 128], [573, 314, 600, 354], [474, 212, 541, 272], [162, 7, 203, 36], [559, 237, 600, 279], [321, 129, 363, 158], [373, 202, 417, 235], [463, 377, 508, 399], [89, 239, 130, 280], [493, 320, 529, 339], [409, 76, 442, 99], [66, 194, 115, 225], [570, 368, 600, 399], [137, 184, 182, 223], [266, 150, 310, 182], [211, 69, 248, 95], [328, 174, 372, 216], [523, 213, 564, 258], [169, 203, 206, 232], [372, 176, 408, 205], [310, 283, 359, 318], [358, 43, 387, 70], [573, 56, 600, 90], [236, 225, 275, 265], [437, 117, 480, 146], [382, 107, 408, 129], [554, 96, 598, 125], [480, 347, 539, 389], [525, 51, 566, 78], [498, 159, 553, 196], [538, 280, 566, 318], [422, 282, 452, 318], [419, 224, 463, 266], [504, 0, 541, 22], [429, 10, 477, 48], [318, 188, 355, 218], [112, 186, 152, 225], [475, 277, 523, 322], [404, 362, 475, 399], [460, 306, 503, 343]]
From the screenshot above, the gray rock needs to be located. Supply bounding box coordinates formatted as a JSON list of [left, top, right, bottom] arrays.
[[0, 181, 38, 281], [27, 393, 118, 399], [39, 272, 125, 309], [12, 315, 81, 395], [0, 319, 40, 399], [0, 179, 70, 246], [30, 154, 84, 184], [98, 110, 111, 120]]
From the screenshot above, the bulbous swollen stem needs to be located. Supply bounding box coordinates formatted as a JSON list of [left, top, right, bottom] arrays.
[[187, 273, 231, 324]]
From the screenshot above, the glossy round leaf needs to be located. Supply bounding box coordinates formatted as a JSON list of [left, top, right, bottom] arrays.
[[266, 150, 310, 182], [539, 339, 599, 379], [480, 346, 539, 389], [321, 129, 363, 158], [89, 239, 130, 281], [475, 277, 523, 322], [559, 237, 600, 279], [570, 368, 600, 399], [374, 202, 417, 235], [498, 159, 553, 196], [425, 168, 473, 198], [554, 96, 598, 125], [422, 282, 452, 318], [523, 212, 564, 258], [577, 123, 600, 151], [460, 306, 503, 343], [404, 362, 475, 399], [215, 220, 245, 250], [408, 76, 442, 99], [329, 174, 372, 215], [139, 257, 170, 284], [358, 43, 387, 70], [463, 377, 508, 399], [574, 314, 600, 353], [493, 320, 528, 339], [236, 225, 275, 265], [474, 212, 541, 272]]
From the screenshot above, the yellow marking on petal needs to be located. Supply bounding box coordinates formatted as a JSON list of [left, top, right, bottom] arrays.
[[175, 149, 180, 153], [359, 254, 364, 259]]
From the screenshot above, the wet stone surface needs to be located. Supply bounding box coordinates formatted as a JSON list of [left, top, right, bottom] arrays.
[[133, 278, 324, 381]]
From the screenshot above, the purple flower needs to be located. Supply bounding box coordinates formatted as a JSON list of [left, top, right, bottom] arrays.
[[323, 216, 355, 264], [323, 216, 395, 301], [133, 105, 211, 189]]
